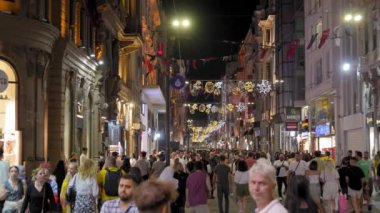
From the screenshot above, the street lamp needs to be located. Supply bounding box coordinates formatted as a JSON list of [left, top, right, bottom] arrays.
[[172, 18, 191, 29], [342, 62, 351, 72], [344, 12, 362, 23]]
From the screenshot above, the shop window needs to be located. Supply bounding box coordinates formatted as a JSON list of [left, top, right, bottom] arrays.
[[0, 60, 19, 165]]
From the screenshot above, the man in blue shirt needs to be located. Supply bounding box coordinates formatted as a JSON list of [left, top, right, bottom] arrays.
[[101, 174, 141, 213]]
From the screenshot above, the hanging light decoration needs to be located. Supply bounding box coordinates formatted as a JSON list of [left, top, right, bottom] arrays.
[[257, 80, 272, 94], [204, 81, 215, 93]]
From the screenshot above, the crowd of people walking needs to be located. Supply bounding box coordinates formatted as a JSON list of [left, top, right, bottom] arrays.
[[0, 147, 380, 213]]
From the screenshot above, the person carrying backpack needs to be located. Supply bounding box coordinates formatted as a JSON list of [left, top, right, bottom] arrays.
[[97, 157, 125, 204]]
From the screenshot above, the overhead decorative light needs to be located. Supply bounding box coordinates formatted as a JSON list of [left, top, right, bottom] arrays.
[[257, 80, 272, 94]]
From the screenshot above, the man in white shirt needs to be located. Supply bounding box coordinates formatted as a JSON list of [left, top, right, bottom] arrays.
[[0, 148, 9, 212], [79, 147, 88, 166], [288, 153, 308, 176], [273, 154, 289, 200]]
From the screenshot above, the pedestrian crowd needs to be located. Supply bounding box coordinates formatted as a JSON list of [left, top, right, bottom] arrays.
[[0, 147, 380, 213]]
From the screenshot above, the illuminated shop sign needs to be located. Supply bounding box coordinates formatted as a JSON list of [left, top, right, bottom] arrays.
[[315, 123, 331, 137]]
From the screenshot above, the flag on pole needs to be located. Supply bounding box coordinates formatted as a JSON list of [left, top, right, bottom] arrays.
[[318, 29, 330, 49], [286, 40, 298, 60], [306, 33, 318, 49]]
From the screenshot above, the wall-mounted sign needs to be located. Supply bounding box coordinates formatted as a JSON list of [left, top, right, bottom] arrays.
[[285, 107, 301, 122], [285, 122, 298, 131], [0, 70, 8, 93], [315, 123, 331, 137]]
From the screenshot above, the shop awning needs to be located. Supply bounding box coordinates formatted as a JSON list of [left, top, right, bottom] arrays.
[[142, 86, 166, 113]]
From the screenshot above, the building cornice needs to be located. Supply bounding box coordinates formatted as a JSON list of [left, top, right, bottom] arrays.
[[0, 14, 59, 53]]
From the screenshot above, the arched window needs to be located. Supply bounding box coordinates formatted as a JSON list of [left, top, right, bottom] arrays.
[[0, 59, 19, 165]]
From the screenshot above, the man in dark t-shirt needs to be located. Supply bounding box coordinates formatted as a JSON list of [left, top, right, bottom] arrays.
[[347, 157, 365, 213], [213, 155, 231, 213]]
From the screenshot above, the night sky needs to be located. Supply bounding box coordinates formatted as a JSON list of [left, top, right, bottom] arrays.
[[164, 0, 259, 60]]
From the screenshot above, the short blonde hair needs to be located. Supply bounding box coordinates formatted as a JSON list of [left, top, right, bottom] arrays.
[[249, 158, 276, 185]]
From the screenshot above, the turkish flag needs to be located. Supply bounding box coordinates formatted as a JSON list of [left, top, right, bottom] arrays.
[[318, 29, 330, 49], [286, 40, 298, 60]]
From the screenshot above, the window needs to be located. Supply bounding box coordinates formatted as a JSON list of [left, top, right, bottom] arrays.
[[315, 58, 322, 85], [265, 29, 271, 45]]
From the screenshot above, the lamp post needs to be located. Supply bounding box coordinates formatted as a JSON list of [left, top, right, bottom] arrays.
[[335, 8, 362, 161], [164, 18, 191, 166]]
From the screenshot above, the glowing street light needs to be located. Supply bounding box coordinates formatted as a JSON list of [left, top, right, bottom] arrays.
[[172, 19, 180, 27], [182, 19, 190, 27], [172, 18, 191, 28], [344, 12, 362, 23], [342, 62, 351, 72], [344, 14, 353, 22]]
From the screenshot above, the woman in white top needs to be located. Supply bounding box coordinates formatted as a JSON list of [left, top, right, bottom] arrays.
[[234, 160, 249, 213], [320, 159, 339, 213], [305, 161, 321, 206], [68, 158, 99, 212]]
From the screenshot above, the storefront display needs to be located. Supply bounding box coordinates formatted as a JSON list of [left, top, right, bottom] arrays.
[[0, 60, 19, 165]]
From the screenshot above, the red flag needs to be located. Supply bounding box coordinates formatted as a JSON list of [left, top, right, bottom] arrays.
[[145, 57, 154, 75], [318, 29, 330, 49], [286, 40, 298, 60]]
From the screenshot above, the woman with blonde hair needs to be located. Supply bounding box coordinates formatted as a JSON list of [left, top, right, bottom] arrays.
[[60, 162, 77, 213], [320, 159, 339, 213], [21, 167, 56, 212], [67, 158, 98, 212]]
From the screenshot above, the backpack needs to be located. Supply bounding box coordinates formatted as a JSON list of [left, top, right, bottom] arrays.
[[104, 168, 122, 196]]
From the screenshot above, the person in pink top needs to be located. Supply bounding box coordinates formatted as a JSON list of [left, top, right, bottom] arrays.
[[186, 161, 211, 213]]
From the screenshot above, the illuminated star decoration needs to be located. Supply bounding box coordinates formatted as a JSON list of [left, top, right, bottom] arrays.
[[214, 81, 223, 89], [257, 80, 272, 94], [236, 102, 246, 112]]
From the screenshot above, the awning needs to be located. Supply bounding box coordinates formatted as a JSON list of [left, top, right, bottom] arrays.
[[142, 86, 166, 113]]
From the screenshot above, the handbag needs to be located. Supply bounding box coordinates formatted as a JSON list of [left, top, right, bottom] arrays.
[[66, 175, 77, 204], [338, 193, 347, 213]]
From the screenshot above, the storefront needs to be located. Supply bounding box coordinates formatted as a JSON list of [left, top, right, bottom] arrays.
[[309, 96, 336, 157], [0, 59, 20, 165]]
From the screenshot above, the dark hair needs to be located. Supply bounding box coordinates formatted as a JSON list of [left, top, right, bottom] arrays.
[[120, 174, 141, 185], [284, 176, 319, 213], [111, 152, 119, 158], [0, 148, 3, 158], [220, 155, 226, 162], [120, 157, 131, 173], [129, 167, 142, 184], [141, 151, 147, 158], [82, 147, 88, 152], [309, 161, 318, 171], [248, 152, 253, 157], [237, 160, 248, 172], [194, 161, 203, 170], [341, 158, 349, 166], [356, 151, 362, 158], [9, 165, 19, 172]]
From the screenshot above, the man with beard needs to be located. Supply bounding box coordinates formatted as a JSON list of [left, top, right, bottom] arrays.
[[100, 174, 141, 213]]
